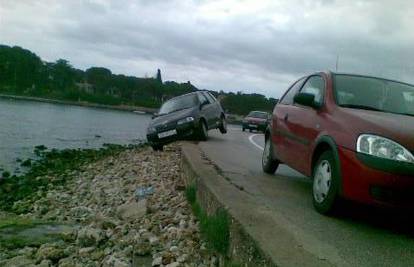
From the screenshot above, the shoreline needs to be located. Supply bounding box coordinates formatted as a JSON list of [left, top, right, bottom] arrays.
[[0, 144, 218, 266], [0, 94, 158, 114], [0, 94, 247, 122]]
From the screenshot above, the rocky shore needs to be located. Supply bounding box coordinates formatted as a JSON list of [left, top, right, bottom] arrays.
[[0, 145, 217, 267]]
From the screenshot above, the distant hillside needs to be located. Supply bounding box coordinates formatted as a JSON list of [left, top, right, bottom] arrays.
[[217, 92, 278, 115], [0, 44, 277, 115]]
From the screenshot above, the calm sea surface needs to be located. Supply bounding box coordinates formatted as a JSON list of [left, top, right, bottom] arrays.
[[0, 98, 151, 173]]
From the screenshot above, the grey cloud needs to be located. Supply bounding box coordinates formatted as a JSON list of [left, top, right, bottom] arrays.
[[1, 0, 413, 98]]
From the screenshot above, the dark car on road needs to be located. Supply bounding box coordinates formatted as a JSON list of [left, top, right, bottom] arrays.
[[147, 91, 227, 150], [242, 111, 270, 132], [262, 71, 414, 214]]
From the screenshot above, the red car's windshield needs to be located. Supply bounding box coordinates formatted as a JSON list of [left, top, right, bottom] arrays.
[[247, 111, 268, 119], [334, 74, 414, 116]]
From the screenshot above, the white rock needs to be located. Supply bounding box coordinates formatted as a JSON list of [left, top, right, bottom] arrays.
[[138, 227, 148, 233], [38, 259, 52, 267], [78, 246, 95, 256], [179, 219, 187, 228], [177, 254, 188, 263], [57, 257, 76, 267], [77, 227, 105, 246], [17, 246, 36, 257], [149, 235, 159, 245], [152, 256, 162, 266], [117, 199, 147, 220], [169, 246, 179, 253], [0, 255, 34, 267], [104, 255, 129, 267], [36, 243, 65, 262], [166, 262, 180, 267]]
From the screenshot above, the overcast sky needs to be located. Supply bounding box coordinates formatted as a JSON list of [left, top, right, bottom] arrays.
[[1, 0, 413, 98]]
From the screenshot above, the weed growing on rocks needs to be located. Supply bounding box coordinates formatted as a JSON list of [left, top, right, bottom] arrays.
[[185, 183, 197, 204], [185, 183, 230, 255]]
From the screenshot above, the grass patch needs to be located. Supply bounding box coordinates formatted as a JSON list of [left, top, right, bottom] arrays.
[[1, 171, 10, 178], [224, 263, 242, 267], [0, 216, 39, 229], [185, 183, 197, 204], [185, 183, 230, 255], [20, 159, 32, 167], [197, 205, 230, 254], [0, 236, 37, 250], [0, 216, 44, 249], [0, 213, 77, 249], [0, 226, 67, 250]]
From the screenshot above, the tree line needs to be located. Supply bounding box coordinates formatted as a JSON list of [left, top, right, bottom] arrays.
[[0, 44, 277, 115]]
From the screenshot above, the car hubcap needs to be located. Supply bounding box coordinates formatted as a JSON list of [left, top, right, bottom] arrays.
[[222, 118, 227, 129], [262, 139, 270, 166], [313, 160, 332, 203]]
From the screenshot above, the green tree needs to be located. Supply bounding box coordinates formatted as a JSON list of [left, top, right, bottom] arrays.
[[0, 44, 277, 114], [50, 59, 76, 90], [156, 68, 162, 83], [86, 67, 112, 93]]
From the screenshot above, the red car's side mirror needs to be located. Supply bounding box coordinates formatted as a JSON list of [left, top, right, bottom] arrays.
[[294, 93, 320, 109]]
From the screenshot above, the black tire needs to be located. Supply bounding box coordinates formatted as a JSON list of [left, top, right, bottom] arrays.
[[262, 137, 279, 174], [152, 144, 163, 151], [242, 127, 245, 132], [198, 120, 208, 141], [249, 129, 252, 133], [219, 116, 227, 134], [312, 150, 340, 215]]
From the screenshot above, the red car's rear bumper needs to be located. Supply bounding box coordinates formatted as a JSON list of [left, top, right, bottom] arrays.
[[338, 147, 414, 208]]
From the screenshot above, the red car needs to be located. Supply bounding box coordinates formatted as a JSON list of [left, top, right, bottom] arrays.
[[242, 111, 270, 132], [262, 72, 414, 214]]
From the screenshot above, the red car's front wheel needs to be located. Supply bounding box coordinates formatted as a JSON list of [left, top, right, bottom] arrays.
[[312, 151, 340, 214]]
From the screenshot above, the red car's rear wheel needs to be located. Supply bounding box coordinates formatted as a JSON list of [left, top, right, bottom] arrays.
[[262, 137, 279, 174]]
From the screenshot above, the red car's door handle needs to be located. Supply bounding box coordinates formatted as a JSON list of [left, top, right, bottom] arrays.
[[284, 114, 289, 121]]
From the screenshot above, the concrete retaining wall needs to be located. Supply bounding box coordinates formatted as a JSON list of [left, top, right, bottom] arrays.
[[181, 143, 276, 267]]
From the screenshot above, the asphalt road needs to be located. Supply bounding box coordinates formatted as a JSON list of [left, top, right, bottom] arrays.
[[199, 127, 414, 267]]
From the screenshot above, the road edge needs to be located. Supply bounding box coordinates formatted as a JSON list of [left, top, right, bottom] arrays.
[[181, 142, 337, 267], [181, 142, 275, 266]]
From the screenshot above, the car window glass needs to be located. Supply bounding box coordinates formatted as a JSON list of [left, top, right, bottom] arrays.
[[334, 74, 414, 116], [159, 94, 198, 114], [300, 76, 325, 105], [203, 92, 215, 103], [404, 92, 414, 114], [280, 78, 306, 105], [247, 111, 268, 119], [198, 92, 209, 104], [208, 92, 217, 102]]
